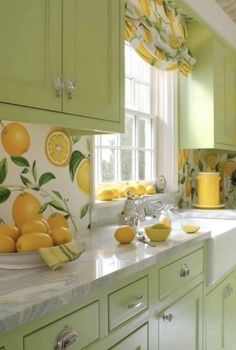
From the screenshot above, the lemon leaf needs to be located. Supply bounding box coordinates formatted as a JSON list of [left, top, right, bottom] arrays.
[[0, 158, 7, 184], [72, 136, 81, 145], [39, 172, 56, 187], [32, 160, 37, 182], [80, 203, 89, 219], [52, 190, 63, 200], [11, 156, 29, 167], [86, 138, 91, 152], [48, 200, 68, 213], [39, 202, 49, 213], [20, 175, 32, 187], [0, 186, 11, 203], [69, 151, 85, 182], [21, 168, 29, 174]]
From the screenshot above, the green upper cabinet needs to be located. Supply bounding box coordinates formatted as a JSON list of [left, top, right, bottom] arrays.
[[179, 23, 236, 151], [0, 0, 62, 111], [0, 0, 124, 134], [63, 0, 121, 123]]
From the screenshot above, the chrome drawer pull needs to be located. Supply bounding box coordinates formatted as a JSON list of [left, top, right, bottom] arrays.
[[180, 264, 190, 277], [54, 326, 78, 350], [162, 313, 173, 322], [55, 75, 64, 98], [67, 79, 77, 99], [128, 295, 144, 309]]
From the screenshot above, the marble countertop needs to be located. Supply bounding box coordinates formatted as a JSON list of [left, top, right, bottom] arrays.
[[0, 221, 212, 335]]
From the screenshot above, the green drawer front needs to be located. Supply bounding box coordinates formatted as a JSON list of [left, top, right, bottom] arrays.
[[110, 324, 148, 350], [24, 301, 99, 350], [108, 276, 148, 331], [159, 248, 204, 299]]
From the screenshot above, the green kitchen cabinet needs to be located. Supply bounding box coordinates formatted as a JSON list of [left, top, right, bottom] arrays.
[[206, 269, 236, 350], [0, 0, 61, 111], [179, 23, 236, 151], [0, 242, 205, 350], [109, 324, 148, 350], [158, 284, 203, 350], [0, 0, 124, 134]]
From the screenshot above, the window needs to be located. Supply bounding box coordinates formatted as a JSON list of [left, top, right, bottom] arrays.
[[94, 44, 178, 194], [95, 44, 156, 184]]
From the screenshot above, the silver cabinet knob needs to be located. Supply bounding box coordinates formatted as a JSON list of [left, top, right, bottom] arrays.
[[128, 295, 144, 309], [54, 326, 78, 350], [180, 264, 190, 277], [66, 79, 77, 99], [162, 313, 173, 322], [55, 76, 64, 98]]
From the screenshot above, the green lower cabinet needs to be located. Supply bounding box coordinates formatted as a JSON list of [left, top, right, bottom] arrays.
[[158, 284, 203, 350], [109, 324, 148, 350], [206, 269, 236, 350], [24, 301, 99, 350]]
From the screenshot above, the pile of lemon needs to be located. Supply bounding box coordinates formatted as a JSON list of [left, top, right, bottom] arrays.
[[98, 183, 157, 201], [0, 213, 73, 253]]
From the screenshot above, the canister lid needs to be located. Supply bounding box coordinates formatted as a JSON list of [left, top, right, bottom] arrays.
[[197, 172, 220, 176]]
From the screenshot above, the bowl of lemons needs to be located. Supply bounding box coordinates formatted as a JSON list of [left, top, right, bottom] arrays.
[[145, 223, 171, 242]]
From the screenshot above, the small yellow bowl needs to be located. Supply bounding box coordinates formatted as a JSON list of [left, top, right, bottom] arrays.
[[145, 224, 171, 242]]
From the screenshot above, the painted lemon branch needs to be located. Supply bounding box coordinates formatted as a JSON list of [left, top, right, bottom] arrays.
[[0, 157, 79, 233]]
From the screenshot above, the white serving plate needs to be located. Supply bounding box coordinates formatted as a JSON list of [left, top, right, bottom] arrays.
[[0, 251, 46, 269]]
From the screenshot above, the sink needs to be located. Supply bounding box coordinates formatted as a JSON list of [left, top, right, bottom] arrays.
[[174, 217, 236, 286]]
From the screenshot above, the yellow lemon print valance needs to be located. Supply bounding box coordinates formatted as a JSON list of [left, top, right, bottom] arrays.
[[125, 0, 196, 76]]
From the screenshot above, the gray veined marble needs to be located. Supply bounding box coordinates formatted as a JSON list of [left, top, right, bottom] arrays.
[[0, 221, 211, 334]]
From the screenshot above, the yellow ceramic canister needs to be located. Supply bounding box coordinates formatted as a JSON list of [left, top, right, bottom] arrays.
[[196, 172, 220, 206]]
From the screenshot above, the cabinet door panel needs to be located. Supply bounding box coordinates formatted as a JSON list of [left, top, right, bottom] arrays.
[[207, 271, 236, 350], [159, 285, 203, 350], [110, 324, 148, 350], [215, 42, 236, 147], [0, 0, 62, 111], [63, 0, 122, 123]]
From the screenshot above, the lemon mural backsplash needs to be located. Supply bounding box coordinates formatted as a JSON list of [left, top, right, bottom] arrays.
[[178, 149, 236, 208], [0, 120, 91, 234]]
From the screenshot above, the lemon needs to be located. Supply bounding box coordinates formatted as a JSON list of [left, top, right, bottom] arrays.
[[120, 186, 137, 198], [0, 235, 16, 253], [51, 227, 73, 245], [178, 150, 184, 171], [16, 232, 53, 252], [146, 185, 156, 195], [45, 128, 72, 167], [47, 213, 69, 230], [21, 219, 48, 235], [0, 224, 20, 241], [181, 224, 200, 234], [111, 188, 120, 199], [1, 122, 30, 156], [114, 226, 136, 244], [135, 184, 146, 196], [76, 159, 91, 194], [223, 160, 236, 177], [98, 189, 114, 201], [12, 192, 42, 230]]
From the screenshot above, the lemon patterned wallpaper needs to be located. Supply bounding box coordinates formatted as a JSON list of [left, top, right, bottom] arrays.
[[0, 120, 91, 233], [178, 149, 236, 208]]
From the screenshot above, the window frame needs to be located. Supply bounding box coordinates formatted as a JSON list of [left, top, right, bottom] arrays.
[[91, 55, 178, 206]]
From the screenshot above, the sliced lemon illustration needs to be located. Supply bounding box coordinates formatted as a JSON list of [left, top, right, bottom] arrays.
[[45, 128, 72, 167], [181, 224, 200, 234]]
